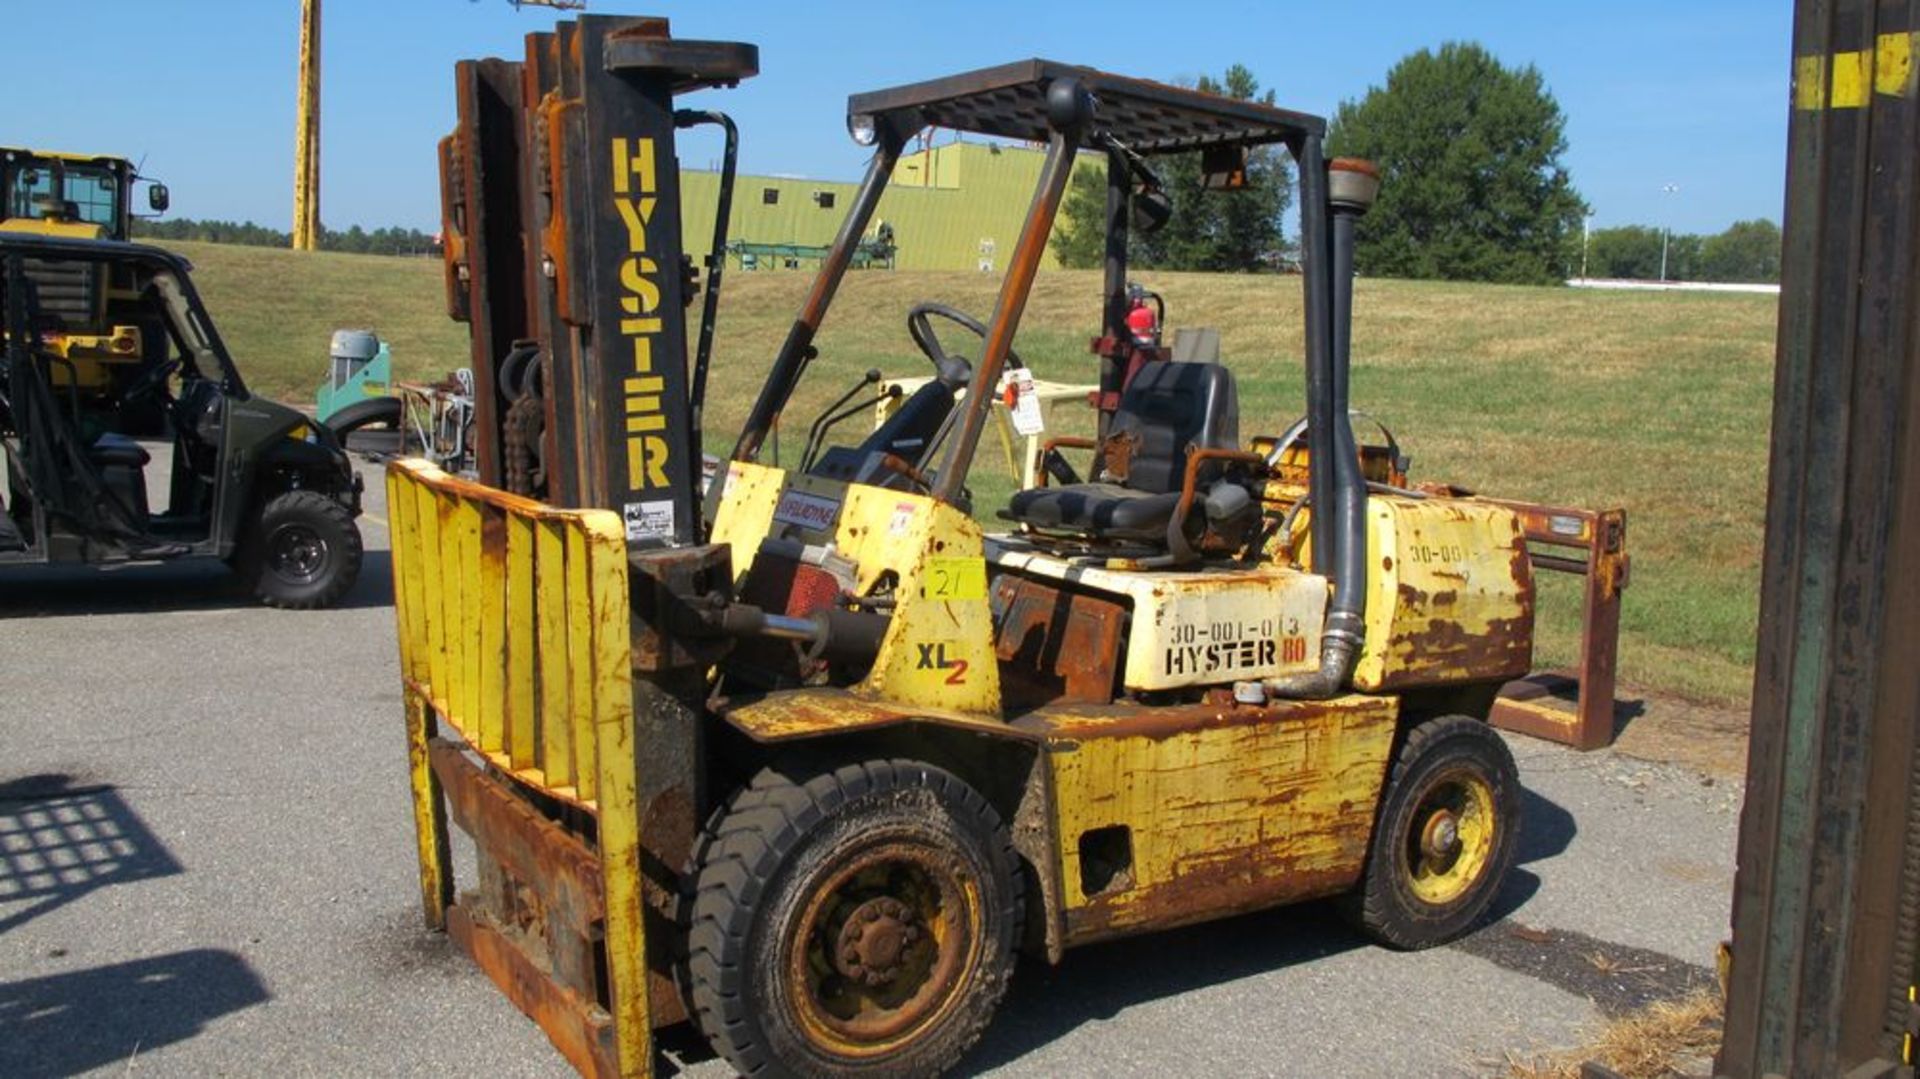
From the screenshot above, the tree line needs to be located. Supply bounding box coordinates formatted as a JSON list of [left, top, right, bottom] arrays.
[[1051, 43, 1781, 287], [1582, 219, 1781, 283], [131, 217, 440, 257]]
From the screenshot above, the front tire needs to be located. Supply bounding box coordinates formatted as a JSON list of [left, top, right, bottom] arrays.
[[1344, 715, 1521, 949], [687, 758, 1023, 1078], [236, 490, 363, 609]]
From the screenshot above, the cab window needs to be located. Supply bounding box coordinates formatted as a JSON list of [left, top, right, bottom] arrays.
[[62, 167, 119, 229]]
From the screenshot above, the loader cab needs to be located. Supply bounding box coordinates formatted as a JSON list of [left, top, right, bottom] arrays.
[[0, 149, 158, 242], [0, 234, 364, 607]]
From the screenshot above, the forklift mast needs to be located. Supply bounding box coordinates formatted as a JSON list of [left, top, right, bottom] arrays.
[[439, 15, 755, 542]]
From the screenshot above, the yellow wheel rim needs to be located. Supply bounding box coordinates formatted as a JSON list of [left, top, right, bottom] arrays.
[[1402, 767, 1497, 906], [785, 841, 982, 1059]]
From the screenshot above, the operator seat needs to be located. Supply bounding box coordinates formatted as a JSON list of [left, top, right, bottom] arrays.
[[1005, 361, 1240, 543]]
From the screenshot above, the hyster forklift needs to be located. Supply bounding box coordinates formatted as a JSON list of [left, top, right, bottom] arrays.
[[1, 233, 364, 607], [391, 18, 1534, 1079]]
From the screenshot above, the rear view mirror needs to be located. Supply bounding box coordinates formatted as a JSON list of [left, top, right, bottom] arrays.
[[1132, 186, 1172, 234], [148, 183, 170, 213]]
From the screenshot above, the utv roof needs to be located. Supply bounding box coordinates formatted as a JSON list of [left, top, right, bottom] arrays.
[[847, 59, 1325, 154]]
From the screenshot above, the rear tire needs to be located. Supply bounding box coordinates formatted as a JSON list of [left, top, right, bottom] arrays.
[[687, 758, 1022, 1078], [236, 490, 363, 609], [1343, 715, 1521, 949]]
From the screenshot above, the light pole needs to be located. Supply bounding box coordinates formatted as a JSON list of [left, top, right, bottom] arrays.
[[1659, 183, 1680, 282], [1581, 211, 1594, 280]]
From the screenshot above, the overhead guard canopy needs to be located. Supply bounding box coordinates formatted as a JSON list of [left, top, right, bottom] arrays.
[[846, 58, 1324, 152]]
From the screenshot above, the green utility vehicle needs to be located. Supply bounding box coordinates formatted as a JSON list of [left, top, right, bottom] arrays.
[[1, 233, 363, 607]]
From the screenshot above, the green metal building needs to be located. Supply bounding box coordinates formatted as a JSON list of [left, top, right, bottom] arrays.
[[677, 139, 1095, 273]]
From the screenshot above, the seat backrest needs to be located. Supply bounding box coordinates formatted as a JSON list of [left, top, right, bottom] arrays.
[[1104, 361, 1238, 494], [1170, 327, 1222, 364]]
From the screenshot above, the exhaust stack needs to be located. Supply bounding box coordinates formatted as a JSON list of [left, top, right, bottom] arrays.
[[1268, 157, 1379, 699]]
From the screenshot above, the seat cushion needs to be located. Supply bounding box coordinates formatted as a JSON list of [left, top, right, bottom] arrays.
[[89, 432, 151, 468], [1005, 482, 1180, 541]]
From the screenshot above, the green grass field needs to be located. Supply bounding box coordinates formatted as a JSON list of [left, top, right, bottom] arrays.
[[168, 239, 1778, 706]]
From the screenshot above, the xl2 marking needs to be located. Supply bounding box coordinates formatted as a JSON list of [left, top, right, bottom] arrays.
[[914, 641, 970, 685]]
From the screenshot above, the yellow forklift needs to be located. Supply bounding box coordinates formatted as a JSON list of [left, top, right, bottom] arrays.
[[390, 18, 1535, 1078]]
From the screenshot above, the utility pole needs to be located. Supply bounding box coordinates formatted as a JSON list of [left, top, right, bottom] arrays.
[[1657, 182, 1679, 282], [1580, 212, 1593, 280], [292, 0, 587, 253], [292, 0, 322, 251]]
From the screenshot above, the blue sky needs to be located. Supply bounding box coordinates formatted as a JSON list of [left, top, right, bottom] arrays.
[[5, 1, 1788, 236]]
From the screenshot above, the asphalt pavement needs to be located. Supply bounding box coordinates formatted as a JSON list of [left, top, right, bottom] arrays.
[[0, 455, 1741, 1078]]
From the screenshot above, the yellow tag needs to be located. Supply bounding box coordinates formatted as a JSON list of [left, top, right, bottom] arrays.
[[920, 556, 986, 601]]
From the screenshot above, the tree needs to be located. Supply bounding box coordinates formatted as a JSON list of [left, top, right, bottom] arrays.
[[1586, 225, 1664, 280], [1327, 42, 1586, 285], [1051, 166, 1109, 270], [1699, 219, 1781, 283], [1050, 63, 1293, 272]]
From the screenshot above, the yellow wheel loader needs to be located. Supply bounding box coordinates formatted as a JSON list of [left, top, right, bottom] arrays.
[[389, 19, 1536, 1078]]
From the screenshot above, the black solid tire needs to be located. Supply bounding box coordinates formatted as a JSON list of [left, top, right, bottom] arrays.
[[236, 490, 363, 609], [1343, 715, 1521, 950], [687, 758, 1023, 1079]]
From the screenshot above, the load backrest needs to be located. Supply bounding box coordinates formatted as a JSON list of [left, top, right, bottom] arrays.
[[1104, 361, 1239, 493]]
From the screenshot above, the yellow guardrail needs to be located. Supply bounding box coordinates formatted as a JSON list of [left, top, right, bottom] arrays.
[[387, 458, 651, 1079]]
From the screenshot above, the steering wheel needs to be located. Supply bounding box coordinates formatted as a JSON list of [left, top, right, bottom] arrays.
[[122, 358, 182, 404], [906, 302, 1024, 390]]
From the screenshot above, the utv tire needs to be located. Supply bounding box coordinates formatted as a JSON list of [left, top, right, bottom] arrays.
[[1342, 715, 1521, 950], [687, 758, 1023, 1079], [236, 490, 363, 609]]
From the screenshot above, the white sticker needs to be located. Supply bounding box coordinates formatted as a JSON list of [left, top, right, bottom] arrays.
[[772, 490, 842, 531], [624, 500, 676, 542], [888, 502, 917, 536], [1000, 367, 1045, 437]]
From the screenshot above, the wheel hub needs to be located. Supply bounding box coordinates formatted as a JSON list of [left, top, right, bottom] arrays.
[[269, 524, 327, 582], [1421, 810, 1461, 860], [834, 896, 923, 986]]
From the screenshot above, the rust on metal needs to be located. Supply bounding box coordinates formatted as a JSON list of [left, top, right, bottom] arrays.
[[992, 575, 1126, 709], [714, 686, 1033, 743], [431, 739, 606, 922], [785, 841, 978, 1052], [1478, 500, 1629, 751], [1036, 693, 1398, 945], [448, 904, 621, 1079]]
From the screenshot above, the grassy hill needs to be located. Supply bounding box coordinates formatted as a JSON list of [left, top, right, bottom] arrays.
[[169, 239, 1778, 705]]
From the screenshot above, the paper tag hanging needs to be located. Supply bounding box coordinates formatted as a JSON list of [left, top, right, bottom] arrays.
[[1001, 368, 1045, 437]]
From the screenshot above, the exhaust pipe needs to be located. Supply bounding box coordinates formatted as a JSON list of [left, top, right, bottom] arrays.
[[1268, 157, 1380, 699]]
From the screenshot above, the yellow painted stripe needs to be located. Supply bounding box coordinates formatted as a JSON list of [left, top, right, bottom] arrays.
[[1796, 54, 1826, 110], [1879, 31, 1916, 96], [1832, 47, 1872, 107], [1797, 32, 1918, 109]]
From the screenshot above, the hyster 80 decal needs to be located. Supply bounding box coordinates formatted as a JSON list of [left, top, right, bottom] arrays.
[[1162, 618, 1305, 676], [612, 136, 670, 509]]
